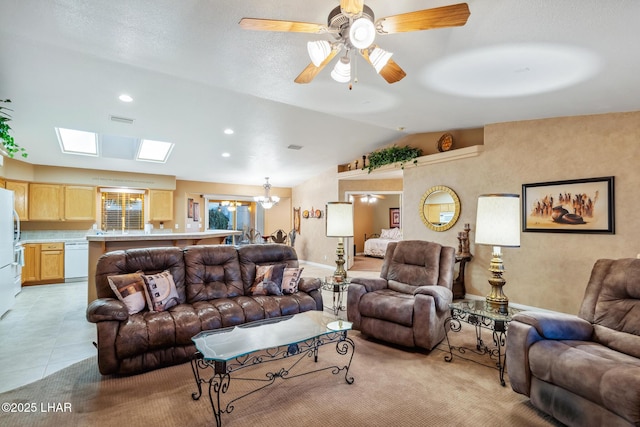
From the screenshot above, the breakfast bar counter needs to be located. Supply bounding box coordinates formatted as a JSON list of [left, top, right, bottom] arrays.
[[87, 230, 242, 302]]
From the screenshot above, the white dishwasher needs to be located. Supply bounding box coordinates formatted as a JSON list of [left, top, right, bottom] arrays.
[[65, 241, 89, 281]]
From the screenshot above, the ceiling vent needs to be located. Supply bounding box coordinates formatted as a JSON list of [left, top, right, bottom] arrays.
[[287, 144, 303, 150], [109, 115, 135, 125]]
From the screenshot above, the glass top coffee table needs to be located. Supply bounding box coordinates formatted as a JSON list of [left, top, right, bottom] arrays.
[[190, 310, 355, 426]]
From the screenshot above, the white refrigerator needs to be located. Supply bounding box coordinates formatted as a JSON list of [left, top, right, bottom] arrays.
[[0, 188, 16, 317]]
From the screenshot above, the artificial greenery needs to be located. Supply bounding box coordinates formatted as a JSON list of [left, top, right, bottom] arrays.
[[0, 99, 28, 159], [366, 145, 422, 173]]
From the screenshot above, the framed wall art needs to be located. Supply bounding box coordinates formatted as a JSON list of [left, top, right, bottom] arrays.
[[389, 207, 401, 228], [187, 198, 194, 219], [522, 176, 614, 234]]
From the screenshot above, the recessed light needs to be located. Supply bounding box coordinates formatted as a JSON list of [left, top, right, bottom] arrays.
[[223, 129, 234, 135], [119, 94, 133, 103], [221, 152, 231, 158]]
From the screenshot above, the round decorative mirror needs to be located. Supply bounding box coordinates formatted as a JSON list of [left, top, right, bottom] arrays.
[[419, 185, 461, 232]]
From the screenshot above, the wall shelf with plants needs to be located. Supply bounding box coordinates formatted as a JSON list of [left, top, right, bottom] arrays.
[[337, 145, 483, 179]]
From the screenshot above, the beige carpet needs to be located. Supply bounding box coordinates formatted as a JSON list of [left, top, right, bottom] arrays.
[[349, 255, 384, 272], [0, 330, 561, 427]]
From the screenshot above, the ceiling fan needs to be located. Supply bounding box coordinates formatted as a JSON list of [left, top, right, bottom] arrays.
[[239, 1, 470, 85]]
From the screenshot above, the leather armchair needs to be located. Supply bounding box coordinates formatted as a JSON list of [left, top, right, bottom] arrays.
[[347, 240, 456, 350], [507, 258, 640, 427]]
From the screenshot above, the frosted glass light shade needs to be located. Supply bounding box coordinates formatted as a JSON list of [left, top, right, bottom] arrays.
[[326, 202, 354, 237], [331, 57, 351, 83], [307, 40, 332, 67], [475, 194, 521, 247], [349, 18, 375, 49], [369, 47, 393, 73]]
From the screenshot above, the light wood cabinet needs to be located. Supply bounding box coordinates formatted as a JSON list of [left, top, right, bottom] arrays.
[[6, 181, 29, 220], [22, 242, 64, 285], [29, 183, 64, 221], [22, 243, 40, 283], [149, 190, 174, 221], [64, 185, 96, 220]]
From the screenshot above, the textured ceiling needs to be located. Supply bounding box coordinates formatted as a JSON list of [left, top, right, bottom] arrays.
[[1, 1, 639, 187]]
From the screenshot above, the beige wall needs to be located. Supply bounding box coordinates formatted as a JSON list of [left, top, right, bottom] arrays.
[[402, 111, 640, 315]]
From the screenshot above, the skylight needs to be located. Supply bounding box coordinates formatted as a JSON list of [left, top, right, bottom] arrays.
[[136, 139, 174, 163], [56, 127, 98, 156]]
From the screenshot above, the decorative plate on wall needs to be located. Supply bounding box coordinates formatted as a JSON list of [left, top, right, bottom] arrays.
[[437, 133, 454, 152]]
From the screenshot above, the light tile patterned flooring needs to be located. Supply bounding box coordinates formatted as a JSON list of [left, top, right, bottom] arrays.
[[0, 262, 379, 393]]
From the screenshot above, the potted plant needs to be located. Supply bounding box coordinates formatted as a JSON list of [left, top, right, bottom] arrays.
[[366, 145, 422, 173], [0, 99, 28, 159]]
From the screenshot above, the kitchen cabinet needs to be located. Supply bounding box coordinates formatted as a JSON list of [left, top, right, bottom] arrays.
[[29, 183, 64, 220], [64, 185, 96, 220], [22, 242, 65, 285], [149, 190, 174, 221], [6, 180, 29, 220]]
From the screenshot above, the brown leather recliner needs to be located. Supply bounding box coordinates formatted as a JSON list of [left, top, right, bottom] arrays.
[[507, 258, 640, 427], [347, 240, 456, 350]]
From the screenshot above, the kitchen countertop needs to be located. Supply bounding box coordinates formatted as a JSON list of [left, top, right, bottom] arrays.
[[86, 230, 242, 242], [19, 238, 88, 244]]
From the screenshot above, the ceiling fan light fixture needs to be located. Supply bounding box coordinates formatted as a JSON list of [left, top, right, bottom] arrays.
[[349, 18, 376, 49], [307, 40, 332, 67], [331, 56, 351, 83], [369, 47, 393, 73]]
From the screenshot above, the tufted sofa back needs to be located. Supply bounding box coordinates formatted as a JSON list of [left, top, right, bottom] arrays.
[[184, 245, 244, 302], [578, 258, 640, 358], [237, 244, 299, 294], [380, 240, 456, 293]]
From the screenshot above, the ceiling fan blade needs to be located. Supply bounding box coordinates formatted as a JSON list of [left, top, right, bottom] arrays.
[[340, 0, 364, 16], [239, 18, 326, 34], [294, 49, 339, 84], [377, 3, 470, 34], [379, 59, 407, 84], [361, 47, 407, 84]]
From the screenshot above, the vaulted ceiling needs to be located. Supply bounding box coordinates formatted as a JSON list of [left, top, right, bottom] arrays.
[[2, 1, 639, 187]]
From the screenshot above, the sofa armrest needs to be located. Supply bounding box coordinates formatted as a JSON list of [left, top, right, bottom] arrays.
[[298, 276, 321, 293], [512, 311, 593, 340], [86, 298, 129, 323], [413, 286, 453, 312], [350, 277, 388, 292]]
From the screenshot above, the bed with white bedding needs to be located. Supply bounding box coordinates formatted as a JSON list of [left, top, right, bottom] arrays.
[[363, 228, 402, 258]]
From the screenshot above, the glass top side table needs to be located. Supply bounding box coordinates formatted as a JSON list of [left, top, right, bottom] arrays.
[[443, 299, 521, 386], [320, 277, 350, 318]]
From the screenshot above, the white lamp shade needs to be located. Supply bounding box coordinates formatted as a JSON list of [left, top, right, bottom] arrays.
[[475, 194, 521, 247], [349, 18, 376, 49], [331, 57, 351, 83], [369, 47, 393, 73], [307, 40, 332, 67], [326, 202, 354, 237]]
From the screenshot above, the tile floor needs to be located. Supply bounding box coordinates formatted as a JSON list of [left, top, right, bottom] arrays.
[[0, 263, 379, 393]]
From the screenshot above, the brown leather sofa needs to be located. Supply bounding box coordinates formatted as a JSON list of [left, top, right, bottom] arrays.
[[86, 244, 321, 375], [347, 240, 456, 350], [507, 258, 640, 427]]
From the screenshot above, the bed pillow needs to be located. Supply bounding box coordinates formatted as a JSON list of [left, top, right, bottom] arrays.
[[107, 271, 147, 314], [392, 228, 402, 239], [380, 228, 395, 239], [141, 270, 180, 312], [282, 267, 304, 294]]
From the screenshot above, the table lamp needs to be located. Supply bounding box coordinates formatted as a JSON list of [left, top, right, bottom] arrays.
[[474, 194, 521, 313], [326, 202, 354, 279]]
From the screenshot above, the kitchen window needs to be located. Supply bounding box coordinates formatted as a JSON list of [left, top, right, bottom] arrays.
[[100, 188, 145, 232]]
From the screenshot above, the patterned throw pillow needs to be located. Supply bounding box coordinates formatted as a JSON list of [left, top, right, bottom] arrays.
[[107, 272, 147, 314], [250, 265, 283, 296], [281, 267, 304, 294], [141, 270, 180, 312]]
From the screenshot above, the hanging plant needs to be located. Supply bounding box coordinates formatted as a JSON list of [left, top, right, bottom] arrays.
[[0, 99, 28, 159], [366, 145, 422, 173]]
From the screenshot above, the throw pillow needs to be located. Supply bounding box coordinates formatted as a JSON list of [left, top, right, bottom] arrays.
[[107, 271, 147, 314], [281, 267, 304, 294], [380, 228, 394, 239], [250, 265, 283, 296], [141, 270, 180, 312]]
